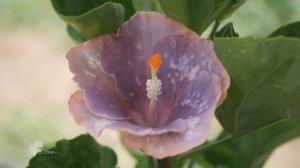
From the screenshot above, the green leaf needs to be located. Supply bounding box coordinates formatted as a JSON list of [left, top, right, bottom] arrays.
[[158, 0, 247, 34], [51, 0, 135, 39], [67, 25, 86, 43], [28, 134, 117, 168], [27, 147, 63, 168], [201, 146, 236, 168], [228, 120, 300, 168], [174, 149, 233, 168], [127, 149, 157, 168], [269, 21, 300, 38], [132, 0, 162, 12], [51, 0, 135, 20], [214, 37, 300, 136], [55, 2, 124, 39], [188, 155, 216, 168], [215, 0, 247, 20], [215, 22, 239, 38], [177, 120, 300, 168], [192, 120, 300, 168]]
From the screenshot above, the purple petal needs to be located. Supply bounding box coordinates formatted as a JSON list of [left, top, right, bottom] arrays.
[[170, 72, 221, 120], [69, 90, 187, 137], [122, 74, 221, 159], [67, 37, 131, 120], [100, 12, 198, 115], [148, 35, 229, 125]]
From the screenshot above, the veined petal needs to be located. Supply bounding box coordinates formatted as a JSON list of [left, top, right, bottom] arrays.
[[148, 35, 229, 125], [67, 36, 134, 120], [122, 74, 221, 159], [100, 12, 198, 115], [170, 72, 221, 121], [69, 90, 187, 137]]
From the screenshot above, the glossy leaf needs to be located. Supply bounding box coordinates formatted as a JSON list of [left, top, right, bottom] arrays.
[[127, 149, 157, 168], [158, 0, 246, 34], [132, 0, 162, 11], [215, 0, 247, 20], [228, 120, 300, 168], [174, 144, 237, 168], [67, 25, 86, 43], [57, 2, 124, 39], [51, 0, 136, 39], [177, 120, 300, 168], [51, 0, 135, 20], [269, 21, 300, 38], [198, 120, 300, 168], [215, 22, 239, 38], [214, 37, 300, 135], [27, 147, 63, 168], [201, 146, 236, 167], [188, 155, 216, 168], [27, 134, 117, 168]]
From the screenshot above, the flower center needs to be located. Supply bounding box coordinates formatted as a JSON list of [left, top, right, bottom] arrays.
[[145, 53, 163, 127], [146, 53, 163, 100]]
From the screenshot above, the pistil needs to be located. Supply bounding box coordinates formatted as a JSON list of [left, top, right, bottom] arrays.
[[146, 53, 163, 126]]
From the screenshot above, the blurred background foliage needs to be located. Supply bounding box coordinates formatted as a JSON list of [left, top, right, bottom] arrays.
[[223, 0, 300, 37], [0, 0, 299, 168]]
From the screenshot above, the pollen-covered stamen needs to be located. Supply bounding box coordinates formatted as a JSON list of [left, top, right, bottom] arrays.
[[146, 76, 162, 100]]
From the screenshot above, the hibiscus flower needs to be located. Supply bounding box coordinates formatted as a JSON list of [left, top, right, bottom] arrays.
[[67, 12, 229, 159]]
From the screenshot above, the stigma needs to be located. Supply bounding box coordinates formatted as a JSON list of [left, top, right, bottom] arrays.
[[146, 53, 163, 100], [149, 53, 163, 72]]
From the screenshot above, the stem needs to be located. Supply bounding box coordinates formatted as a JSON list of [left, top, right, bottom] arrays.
[[158, 157, 172, 168], [209, 20, 221, 40]]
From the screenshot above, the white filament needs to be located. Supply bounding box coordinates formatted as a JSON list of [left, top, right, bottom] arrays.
[[146, 76, 162, 100]]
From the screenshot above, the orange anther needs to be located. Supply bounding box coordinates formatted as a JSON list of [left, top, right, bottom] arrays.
[[149, 53, 163, 70]]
